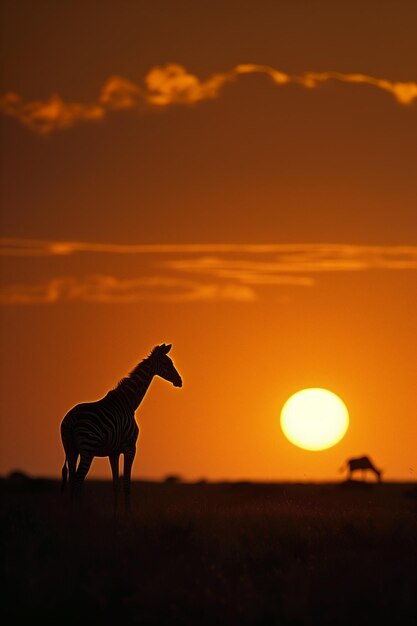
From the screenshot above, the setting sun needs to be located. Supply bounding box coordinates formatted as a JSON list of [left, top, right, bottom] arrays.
[[280, 388, 349, 451]]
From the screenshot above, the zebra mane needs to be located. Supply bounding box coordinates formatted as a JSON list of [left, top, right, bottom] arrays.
[[113, 346, 166, 390], [115, 356, 152, 389]]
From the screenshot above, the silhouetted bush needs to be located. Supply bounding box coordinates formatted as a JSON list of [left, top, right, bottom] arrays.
[[164, 474, 182, 484]]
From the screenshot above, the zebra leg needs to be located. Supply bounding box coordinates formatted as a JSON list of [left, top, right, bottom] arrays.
[[109, 453, 121, 515], [71, 453, 93, 500], [67, 452, 78, 488], [123, 448, 136, 514]]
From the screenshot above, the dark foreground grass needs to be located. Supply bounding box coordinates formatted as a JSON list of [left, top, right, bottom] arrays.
[[1, 478, 417, 625]]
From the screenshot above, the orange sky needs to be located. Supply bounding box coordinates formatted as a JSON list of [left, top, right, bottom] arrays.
[[1, 0, 416, 481]]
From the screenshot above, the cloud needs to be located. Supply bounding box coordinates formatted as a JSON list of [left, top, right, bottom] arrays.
[[299, 71, 417, 106], [163, 246, 417, 287], [1, 238, 290, 256], [0, 274, 256, 305], [1, 63, 416, 134], [2, 238, 417, 268], [167, 257, 315, 286], [99, 76, 144, 110], [144, 64, 233, 106], [0, 92, 105, 135], [2, 240, 417, 305]]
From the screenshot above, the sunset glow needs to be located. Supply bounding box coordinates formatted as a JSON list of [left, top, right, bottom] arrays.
[[1, 1, 416, 482], [3, 5, 417, 624]]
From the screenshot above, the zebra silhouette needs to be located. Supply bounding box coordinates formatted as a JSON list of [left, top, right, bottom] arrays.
[[60, 343, 182, 511], [340, 455, 383, 482]]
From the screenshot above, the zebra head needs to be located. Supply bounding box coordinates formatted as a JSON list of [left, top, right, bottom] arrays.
[[150, 343, 183, 388]]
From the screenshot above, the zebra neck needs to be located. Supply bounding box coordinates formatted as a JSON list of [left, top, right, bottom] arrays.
[[117, 360, 154, 411]]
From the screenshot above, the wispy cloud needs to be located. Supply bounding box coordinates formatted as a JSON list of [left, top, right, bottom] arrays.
[[162, 246, 417, 290], [0, 93, 105, 135], [1, 239, 417, 304], [166, 246, 417, 274], [2, 238, 417, 267], [0, 274, 256, 305], [1, 63, 416, 134], [1, 238, 306, 256]]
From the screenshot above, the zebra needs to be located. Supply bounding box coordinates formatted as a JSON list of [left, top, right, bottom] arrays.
[[60, 343, 182, 511], [340, 455, 383, 482]]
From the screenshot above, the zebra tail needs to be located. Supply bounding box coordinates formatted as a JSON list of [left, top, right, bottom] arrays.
[[338, 462, 346, 473], [61, 458, 68, 493]]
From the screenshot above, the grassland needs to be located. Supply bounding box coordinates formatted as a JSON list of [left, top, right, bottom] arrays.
[[2, 477, 417, 625]]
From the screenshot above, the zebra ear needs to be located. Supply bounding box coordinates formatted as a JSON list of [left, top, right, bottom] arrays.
[[161, 343, 172, 354]]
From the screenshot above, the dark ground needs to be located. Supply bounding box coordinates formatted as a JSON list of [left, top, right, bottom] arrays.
[[1, 475, 417, 625]]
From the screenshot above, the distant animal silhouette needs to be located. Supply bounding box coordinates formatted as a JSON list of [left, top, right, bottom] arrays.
[[340, 456, 383, 482], [60, 343, 182, 511]]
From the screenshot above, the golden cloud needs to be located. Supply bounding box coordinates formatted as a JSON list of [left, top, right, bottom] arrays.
[[0, 274, 257, 304], [2, 240, 417, 304], [144, 64, 231, 105], [1, 63, 416, 134], [2, 238, 417, 267], [99, 76, 143, 110], [0, 92, 105, 135]]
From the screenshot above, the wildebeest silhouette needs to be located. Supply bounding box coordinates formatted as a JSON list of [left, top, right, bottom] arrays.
[[340, 456, 383, 482]]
